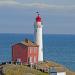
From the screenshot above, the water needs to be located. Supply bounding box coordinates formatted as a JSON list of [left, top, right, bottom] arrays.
[[0, 34, 75, 71]]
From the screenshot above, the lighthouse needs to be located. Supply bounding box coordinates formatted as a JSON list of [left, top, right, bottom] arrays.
[[34, 12, 43, 61]]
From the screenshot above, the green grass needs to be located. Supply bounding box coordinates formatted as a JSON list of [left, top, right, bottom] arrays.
[[3, 64, 48, 75]]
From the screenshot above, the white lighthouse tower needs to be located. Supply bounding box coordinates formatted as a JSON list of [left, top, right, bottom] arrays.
[[34, 12, 43, 61]]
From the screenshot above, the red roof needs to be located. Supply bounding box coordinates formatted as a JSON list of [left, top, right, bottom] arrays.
[[12, 39, 38, 47]]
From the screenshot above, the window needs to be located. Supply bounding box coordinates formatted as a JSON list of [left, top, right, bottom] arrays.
[[34, 47, 37, 54], [34, 56, 36, 63], [17, 58, 21, 63], [30, 47, 32, 53], [30, 57, 32, 63]]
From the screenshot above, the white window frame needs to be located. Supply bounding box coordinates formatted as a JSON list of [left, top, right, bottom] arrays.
[[30, 57, 32, 63], [34, 56, 36, 63]]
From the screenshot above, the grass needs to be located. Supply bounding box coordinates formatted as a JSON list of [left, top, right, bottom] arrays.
[[1, 61, 75, 75], [3, 64, 48, 75]]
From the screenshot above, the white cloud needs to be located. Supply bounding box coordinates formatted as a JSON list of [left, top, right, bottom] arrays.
[[0, 0, 75, 11], [0, 0, 16, 1], [0, 0, 17, 5]]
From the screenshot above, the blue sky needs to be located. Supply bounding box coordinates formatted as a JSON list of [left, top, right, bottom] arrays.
[[0, 0, 75, 34]]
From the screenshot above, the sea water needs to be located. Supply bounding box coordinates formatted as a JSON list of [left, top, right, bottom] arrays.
[[0, 34, 75, 71]]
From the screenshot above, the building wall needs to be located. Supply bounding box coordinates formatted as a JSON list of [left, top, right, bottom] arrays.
[[50, 73, 57, 75], [28, 47, 38, 64], [12, 44, 38, 64], [12, 44, 28, 64], [57, 72, 66, 75]]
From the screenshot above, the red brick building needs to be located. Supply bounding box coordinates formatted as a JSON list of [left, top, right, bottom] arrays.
[[12, 39, 38, 64]]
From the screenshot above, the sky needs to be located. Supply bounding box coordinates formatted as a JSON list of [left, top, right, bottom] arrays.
[[0, 0, 75, 34]]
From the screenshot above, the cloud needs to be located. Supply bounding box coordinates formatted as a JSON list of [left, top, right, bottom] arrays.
[[0, 0, 16, 1], [19, 3, 75, 11], [22, 3, 75, 10], [0, 0, 18, 5], [0, 0, 75, 11]]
